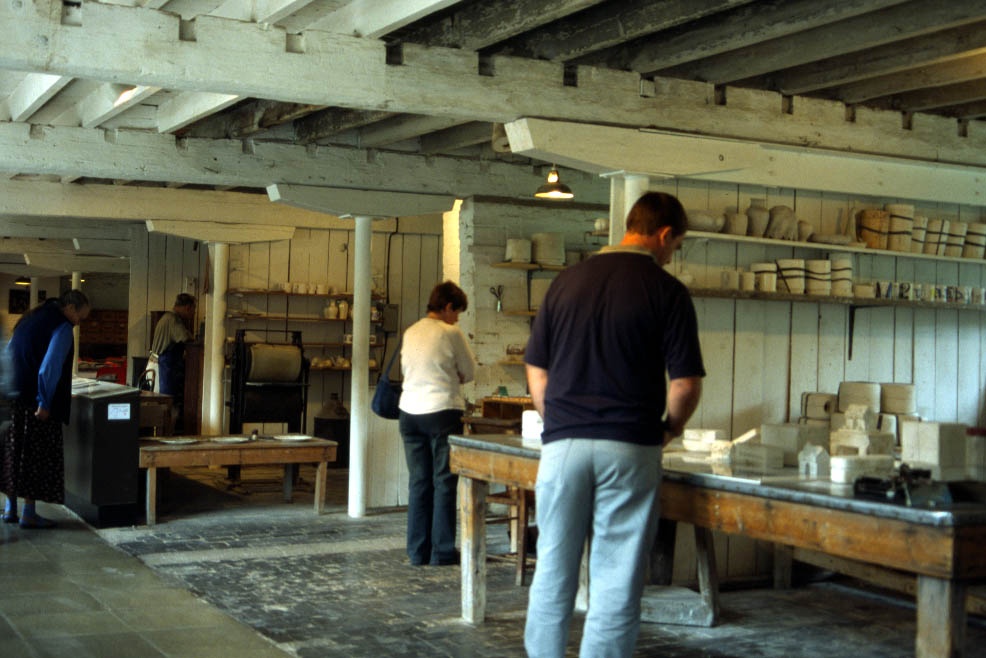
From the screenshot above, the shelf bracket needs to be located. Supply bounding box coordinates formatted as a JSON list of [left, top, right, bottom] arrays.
[[847, 304, 881, 361]]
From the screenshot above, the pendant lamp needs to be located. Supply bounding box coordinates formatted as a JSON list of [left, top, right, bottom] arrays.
[[534, 166, 574, 200]]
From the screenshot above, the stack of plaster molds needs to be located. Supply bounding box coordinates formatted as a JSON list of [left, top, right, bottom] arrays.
[[829, 404, 895, 457], [761, 423, 829, 466], [830, 454, 894, 483], [879, 383, 920, 444], [681, 428, 727, 452], [900, 420, 970, 481], [799, 392, 837, 428]]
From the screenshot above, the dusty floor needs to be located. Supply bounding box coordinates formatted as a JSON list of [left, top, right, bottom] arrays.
[[3, 465, 985, 657]]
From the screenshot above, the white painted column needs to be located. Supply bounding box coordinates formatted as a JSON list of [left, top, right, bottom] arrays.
[[202, 242, 228, 435], [70, 272, 81, 374], [348, 215, 373, 518], [607, 174, 649, 245]]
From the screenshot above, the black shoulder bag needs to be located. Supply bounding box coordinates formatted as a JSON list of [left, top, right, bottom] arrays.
[[371, 337, 402, 420]]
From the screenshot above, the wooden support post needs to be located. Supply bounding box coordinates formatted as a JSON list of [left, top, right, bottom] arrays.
[[650, 517, 678, 585]]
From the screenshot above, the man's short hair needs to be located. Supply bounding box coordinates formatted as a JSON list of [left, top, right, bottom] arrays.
[[174, 293, 196, 308], [625, 192, 688, 237]]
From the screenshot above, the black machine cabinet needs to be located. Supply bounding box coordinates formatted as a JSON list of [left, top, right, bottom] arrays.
[[229, 330, 310, 433], [63, 378, 141, 527]]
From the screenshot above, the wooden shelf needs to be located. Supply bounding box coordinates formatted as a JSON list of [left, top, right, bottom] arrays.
[[492, 262, 566, 272], [227, 288, 385, 300], [689, 287, 986, 311], [226, 313, 381, 324], [687, 230, 986, 265]]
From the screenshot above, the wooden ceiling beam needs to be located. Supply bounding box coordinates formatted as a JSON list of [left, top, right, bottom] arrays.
[[295, 109, 395, 144], [358, 115, 468, 148], [396, 0, 605, 50], [6, 73, 72, 121], [308, 0, 461, 38], [651, 0, 984, 83], [829, 54, 986, 105], [496, 0, 753, 62], [756, 21, 986, 96], [589, 0, 909, 75], [420, 121, 492, 154]]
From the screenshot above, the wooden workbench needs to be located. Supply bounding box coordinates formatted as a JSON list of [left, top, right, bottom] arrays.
[[139, 437, 337, 524], [449, 434, 986, 658]]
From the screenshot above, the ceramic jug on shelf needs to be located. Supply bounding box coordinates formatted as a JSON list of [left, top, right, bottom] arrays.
[[746, 198, 769, 237], [337, 299, 349, 320], [324, 301, 339, 319]]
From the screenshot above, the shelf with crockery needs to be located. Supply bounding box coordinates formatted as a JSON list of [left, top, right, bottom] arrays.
[[226, 313, 383, 323], [492, 261, 566, 272], [688, 287, 986, 311], [227, 288, 386, 300], [685, 230, 986, 266]]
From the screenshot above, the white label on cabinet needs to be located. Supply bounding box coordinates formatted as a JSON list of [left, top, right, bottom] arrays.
[[107, 403, 131, 421]]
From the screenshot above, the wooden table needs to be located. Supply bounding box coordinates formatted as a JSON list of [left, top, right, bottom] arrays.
[[139, 437, 337, 524], [448, 434, 986, 658]]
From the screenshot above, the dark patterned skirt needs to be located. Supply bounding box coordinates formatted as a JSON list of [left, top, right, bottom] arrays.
[[0, 399, 65, 503]]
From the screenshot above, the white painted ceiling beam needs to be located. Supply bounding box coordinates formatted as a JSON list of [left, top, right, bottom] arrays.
[[3, 1, 983, 168], [79, 84, 161, 128], [506, 118, 986, 206], [0, 124, 609, 202], [420, 121, 492, 154], [146, 219, 297, 243], [358, 115, 468, 148], [0, 238, 76, 254], [309, 0, 461, 38], [0, 179, 344, 226], [72, 238, 132, 257], [157, 91, 242, 133], [7, 73, 72, 121], [252, 0, 319, 26], [267, 184, 457, 218], [0, 215, 133, 240], [25, 253, 130, 274]]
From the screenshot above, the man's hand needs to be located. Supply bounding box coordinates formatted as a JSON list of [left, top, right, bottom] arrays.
[[34, 407, 50, 422]]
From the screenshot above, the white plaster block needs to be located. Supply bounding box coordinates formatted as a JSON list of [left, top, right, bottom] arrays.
[[761, 423, 803, 466], [918, 422, 968, 467], [830, 429, 894, 456], [731, 443, 784, 469], [830, 455, 894, 483], [900, 419, 922, 463]]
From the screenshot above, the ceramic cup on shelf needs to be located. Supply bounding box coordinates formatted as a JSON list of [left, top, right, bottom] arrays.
[[739, 272, 756, 291], [746, 198, 770, 238]]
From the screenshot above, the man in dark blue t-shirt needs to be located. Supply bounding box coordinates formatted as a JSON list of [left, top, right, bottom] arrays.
[[524, 192, 705, 658]]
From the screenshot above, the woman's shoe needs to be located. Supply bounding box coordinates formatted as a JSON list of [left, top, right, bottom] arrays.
[[19, 515, 56, 529]]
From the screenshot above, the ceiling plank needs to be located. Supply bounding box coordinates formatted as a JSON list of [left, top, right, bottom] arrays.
[[3, 2, 983, 168], [157, 91, 242, 133], [828, 54, 986, 105], [396, 0, 606, 50], [758, 21, 986, 96], [420, 121, 492, 154], [72, 238, 132, 257], [295, 109, 395, 144], [79, 84, 162, 128], [182, 99, 325, 138], [651, 0, 985, 83], [7, 73, 72, 121], [0, 215, 134, 240], [308, 0, 461, 38], [496, 0, 753, 62], [146, 219, 297, 243], [589, 0, 909, 75], [872, 80, 986, 113], [358, 115, 468, 148], [252, 0, 319, 25]]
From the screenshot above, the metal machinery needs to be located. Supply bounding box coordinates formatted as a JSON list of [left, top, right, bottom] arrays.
[[229, 329, 309, 433]]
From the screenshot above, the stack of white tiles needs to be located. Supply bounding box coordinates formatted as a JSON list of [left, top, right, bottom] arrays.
[[900, 421, 969, 481]]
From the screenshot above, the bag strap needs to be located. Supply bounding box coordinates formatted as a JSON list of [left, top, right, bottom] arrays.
[[382, 335, 402, 380]]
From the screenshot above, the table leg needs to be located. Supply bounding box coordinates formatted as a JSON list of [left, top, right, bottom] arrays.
[[282, 465, 294, 503], [773, 544, 793, 589], [693, 526, 720, 623], [650, 517, 678, 585], [314, 461, 327, 514], [146, 466, 157, 526], [916, 575, 966, 658], [459, 475, 488, 623]]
